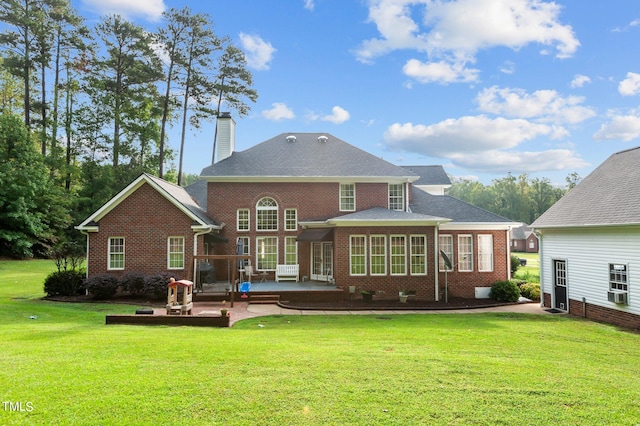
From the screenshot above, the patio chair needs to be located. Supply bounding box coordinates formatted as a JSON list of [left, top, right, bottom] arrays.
[[244, 265, 254, 282]]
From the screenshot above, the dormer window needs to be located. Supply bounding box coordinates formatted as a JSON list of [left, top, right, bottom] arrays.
[[388, 184, 404, 211]]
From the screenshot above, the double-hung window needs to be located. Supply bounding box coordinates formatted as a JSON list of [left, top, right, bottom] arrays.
[[168, 237, 185, 269], [478, 235, 493, 272], [340, 184, 355, 211], [388, 184, 404, 211], [285, 236, 298, 265], [390, 235, 407, 275], [609, 264, 628, 292], [285, 209, 297, 231], [108, 237, 125, 270], [350, 236, 366, 275], [439, 235, 453, 271], [410, 235, 427, 275], [370, 235, 387, 275], [237, 209, 249, 231], [458, 235, 473, 272]]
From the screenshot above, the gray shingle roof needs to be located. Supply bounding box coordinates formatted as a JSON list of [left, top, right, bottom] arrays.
[[144, 174, 217, 227], [200, 133, 417, 179], [511, 223, 530, 240], [401, 165, 451, 185], [410, 188, 514, 223], [328, 207, 450, 223], [533, 146, 640, 228]]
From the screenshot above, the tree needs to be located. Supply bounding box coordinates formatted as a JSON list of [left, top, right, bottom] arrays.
[[0, 57, 24, 115], [211, 42, 258, 164], [0, 113, 70, 257], [88, 14, 162, 169]]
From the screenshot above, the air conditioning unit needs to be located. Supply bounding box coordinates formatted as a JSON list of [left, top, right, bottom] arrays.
[[607, 291, 628, 305]]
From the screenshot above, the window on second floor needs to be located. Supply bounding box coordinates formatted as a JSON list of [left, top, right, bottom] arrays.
[[237, 209, 249, 231], [389, 183, 404, 211], [257, 197, 278, 231], [340, 183, 355, 211], [285, 209, 297, 231]]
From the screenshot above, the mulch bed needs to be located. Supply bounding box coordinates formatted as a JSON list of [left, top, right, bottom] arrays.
[[44, 294, 164, 307], [279, 297, 518, 311]]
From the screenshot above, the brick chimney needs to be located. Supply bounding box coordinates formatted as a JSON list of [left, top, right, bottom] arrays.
[[214, 112, 235, 163]]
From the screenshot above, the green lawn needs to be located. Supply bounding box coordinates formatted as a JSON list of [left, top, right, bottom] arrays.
[[1, 260, 639, 425], [514, 252, 540, 283]]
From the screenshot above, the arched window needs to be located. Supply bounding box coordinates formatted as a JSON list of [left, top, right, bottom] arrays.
[[256, 197, 278, 231]]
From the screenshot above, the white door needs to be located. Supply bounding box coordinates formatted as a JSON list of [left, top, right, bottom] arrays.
[[311, 242, 333, 281]]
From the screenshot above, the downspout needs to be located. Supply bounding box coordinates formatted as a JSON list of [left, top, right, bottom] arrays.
[[534, 229, 544, 307], [434, 223, 440, 302], [405, 180, 410, 212], [77, 229, 90, 295]]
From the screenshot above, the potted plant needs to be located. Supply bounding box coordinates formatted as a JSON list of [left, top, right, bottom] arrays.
[[361, 290, 375, 303], [399, 290, 416, 303], [220, 308, 228, 316]]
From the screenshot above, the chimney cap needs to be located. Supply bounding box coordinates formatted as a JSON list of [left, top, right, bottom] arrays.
[[219, 111, 231, 118]]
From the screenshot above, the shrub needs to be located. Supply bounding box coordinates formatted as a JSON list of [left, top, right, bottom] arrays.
[[43, 270, 86, 297], [490, 280, 521, 302], [510, 255, 521, 274], [120, 271, 146, 295], [85, 274, 120, 299], [520, 283, 541, 301], [143, 272, 174, 299]]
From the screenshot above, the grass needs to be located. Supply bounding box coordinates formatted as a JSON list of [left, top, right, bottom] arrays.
[[1, 260, 640, 425], [514, 252, 540, 283]]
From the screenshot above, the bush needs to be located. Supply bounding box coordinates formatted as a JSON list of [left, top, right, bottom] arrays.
[[519, 283, 540, 301], [143, 272, 174, 299], [120, 271, 146, 295], [490, 280, 521, 302], [85, 274, 120, 299], [43, 270, 86, 297], [510, 255, 521, 274]]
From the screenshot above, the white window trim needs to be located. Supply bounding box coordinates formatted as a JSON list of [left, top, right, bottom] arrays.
[[410, 234, 427, 276], [237, 208, 250, 232], [478, 234, 493, 272], [370, 234, 387, 276], [284, 236, 298, 265], [390, 235, 407, 276], [108, 237, 125, 271], [256, 236, 278, 271], [340, 183, 356, 212], [349, 235, 367, 276], [388, 183, 404, 211], [458, 234, 473, 272], [609, 263, 629, 292], [439, 234, 453, 272], [167, 236, 185, 270], [256, 197, 278, 232], [285, 208, 298, 231]]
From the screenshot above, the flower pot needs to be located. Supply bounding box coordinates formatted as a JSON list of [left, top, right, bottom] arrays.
[[399, 294, 408, 303]]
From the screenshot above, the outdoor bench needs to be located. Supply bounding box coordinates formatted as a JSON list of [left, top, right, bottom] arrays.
[[275, 264, 299, 282]]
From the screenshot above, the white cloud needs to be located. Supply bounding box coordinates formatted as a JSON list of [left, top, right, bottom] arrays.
[[570, 74, 591, 88], [321, 106, 350, 124], [81, 0, 165, 21], [384, 116, 553, 156], [383, 116, 587, 173], [239, 33, 276, 71], [593, 110, 640, 142], [304, 0, 315, 11], [618, 72, 640, 96], [356, 0, 579, 84], [476, 86, 596, 124], [262, 103, 295, 121], [499, 61, 515, 75], [403, 59, 479, 84]]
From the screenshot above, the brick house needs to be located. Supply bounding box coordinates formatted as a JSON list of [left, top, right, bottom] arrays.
[[532, 146, 640, 329], [77, 114, 517, 301], [511, 223, 539, 253]]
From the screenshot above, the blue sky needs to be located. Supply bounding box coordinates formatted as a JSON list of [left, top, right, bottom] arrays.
[[74, 0, 640, 185]]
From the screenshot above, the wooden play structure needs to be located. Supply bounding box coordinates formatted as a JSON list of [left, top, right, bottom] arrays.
[[166, 278, 193, 315]]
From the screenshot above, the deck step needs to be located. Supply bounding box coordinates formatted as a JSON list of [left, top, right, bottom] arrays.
[[249, 294, 280, 304]]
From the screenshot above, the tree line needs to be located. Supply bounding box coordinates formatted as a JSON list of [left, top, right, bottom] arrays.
[[447, 172, 581, 224], [0, 0, 257, 257]]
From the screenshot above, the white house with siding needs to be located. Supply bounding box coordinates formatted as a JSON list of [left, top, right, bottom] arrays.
[[532, 147, 640, 329]]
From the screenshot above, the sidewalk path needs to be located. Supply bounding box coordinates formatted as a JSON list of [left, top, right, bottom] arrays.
[[191, 301, 550, 326]]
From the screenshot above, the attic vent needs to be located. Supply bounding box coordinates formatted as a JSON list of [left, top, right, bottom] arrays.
[[318, 135, 328, 143], [286, 135, 297, 142]]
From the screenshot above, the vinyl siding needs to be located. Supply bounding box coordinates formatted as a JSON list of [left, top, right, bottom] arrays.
[[539, 226, 640, 316]]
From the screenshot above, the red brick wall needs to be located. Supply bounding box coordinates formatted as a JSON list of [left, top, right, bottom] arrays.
[[543, 292, 639, 330], [87, 183, 197, 280], [437, 229, 510, 299]]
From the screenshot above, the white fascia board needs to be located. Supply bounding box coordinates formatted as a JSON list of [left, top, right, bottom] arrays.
[[439, 222, 517, 231], [532, 222, 640, 231], [329, 219, 444, 227], [298, 221, 333, 228], [202, 175, 418, 184]]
